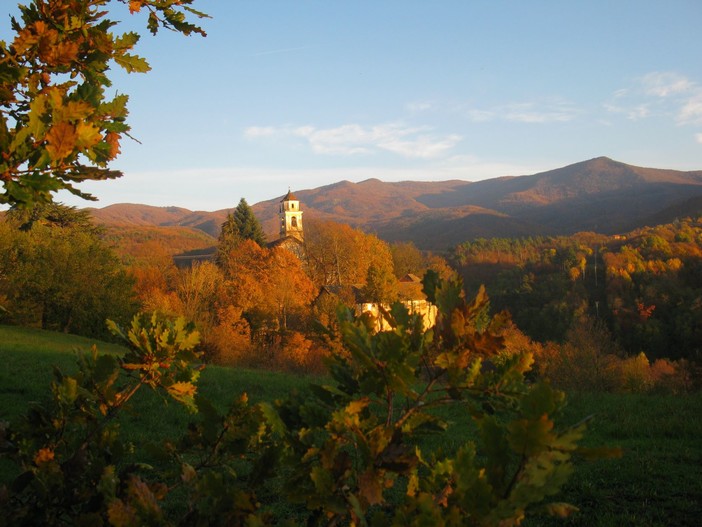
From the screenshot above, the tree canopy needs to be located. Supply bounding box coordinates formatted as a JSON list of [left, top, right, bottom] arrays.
[[0, 0, 208, 207], [0, 204, 137, 337]]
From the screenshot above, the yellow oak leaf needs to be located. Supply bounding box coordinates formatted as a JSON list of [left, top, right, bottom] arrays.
[[167, 381, 197, 399], [45, 122, 77, 161], [75, 121, 102, 150], [63, 100, 94, 122]]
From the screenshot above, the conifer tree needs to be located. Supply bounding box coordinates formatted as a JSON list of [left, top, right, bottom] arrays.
[[217, 198, 267, 261]]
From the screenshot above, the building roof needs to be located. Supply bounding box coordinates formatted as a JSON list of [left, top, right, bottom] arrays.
[[317, 284, 367, 304], [267, 235, 304, 249], [280, 189, 299, 202]]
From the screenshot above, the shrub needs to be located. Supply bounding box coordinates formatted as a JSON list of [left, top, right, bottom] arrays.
[[650, 358, 694, 394], [620, 352, 654, 393]]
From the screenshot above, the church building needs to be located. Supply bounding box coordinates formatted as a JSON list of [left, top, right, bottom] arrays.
[[268, 189, 305, 258]]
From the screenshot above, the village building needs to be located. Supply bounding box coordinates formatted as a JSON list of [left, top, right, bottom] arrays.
[[316, 274, 437, 333]]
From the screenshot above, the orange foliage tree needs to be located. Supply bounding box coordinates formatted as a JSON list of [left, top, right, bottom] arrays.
[[303, 219, 395, 287]]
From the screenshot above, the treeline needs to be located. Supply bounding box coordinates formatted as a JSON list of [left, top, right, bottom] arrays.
[[452, 217, 702, 368], [2, 201, 699, 391], [0, 204, 137, 339], [0, 201, 453, 373]]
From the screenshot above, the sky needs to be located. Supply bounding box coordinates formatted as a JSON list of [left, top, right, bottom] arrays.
[[2, 1, 702, 210]]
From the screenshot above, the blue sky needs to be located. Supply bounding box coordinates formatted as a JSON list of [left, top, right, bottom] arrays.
[[3, 1, 702, 210]]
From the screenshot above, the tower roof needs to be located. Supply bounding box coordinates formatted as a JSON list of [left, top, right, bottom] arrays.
[[280, 189, 298, 202]]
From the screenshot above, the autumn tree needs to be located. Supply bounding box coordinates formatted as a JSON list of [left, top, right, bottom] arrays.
[[389, 240, 425, 278], [219, 239, 269, 313], [265, 247, 317, 330], [175, 260, 222, 329], [0, 0, 207, 207], [363, 260, 398, 306], [217, 238, 316, 336], [304, 218, 395, 287]]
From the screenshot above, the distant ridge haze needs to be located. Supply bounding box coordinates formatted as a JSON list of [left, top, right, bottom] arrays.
[[88, 157, 702, 251]]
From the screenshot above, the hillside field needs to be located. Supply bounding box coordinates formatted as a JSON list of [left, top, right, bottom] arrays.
[[1, 325, 700, 526]]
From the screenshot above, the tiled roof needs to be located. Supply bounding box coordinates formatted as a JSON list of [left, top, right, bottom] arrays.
[[280, 189, 298, 202]]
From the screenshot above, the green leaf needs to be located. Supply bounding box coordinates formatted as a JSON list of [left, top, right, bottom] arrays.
[[93, 353, 120, 385], [57, 376, 79, 405], [113, 53, 151, 73], [507, 415, 555, 457], [259, 402, 287, 437], [520, 382, 564, 420], [114, 31, 140, 51]]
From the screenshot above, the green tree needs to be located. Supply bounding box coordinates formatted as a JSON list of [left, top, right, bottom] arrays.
[[5, 201, 98, 232], [217, 198, 267, 260], [0, 0, 207, 207], [0, 204, 137, 338]]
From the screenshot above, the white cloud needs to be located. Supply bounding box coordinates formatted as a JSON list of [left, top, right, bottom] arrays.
[[605, 71, 702, 124], [464, 100, 579, 124], [678, 93, 702, 125], [696, 132, 702, 144], [379, 134, 462, 158], [244, 126, 277, 138], [603, 102, 651, 121], [641, 71, 694, 97], [502, 101, 579, 123], [245, 122, 462, 159], [465, 108, 495, 122], [406, 100, 434, 112]]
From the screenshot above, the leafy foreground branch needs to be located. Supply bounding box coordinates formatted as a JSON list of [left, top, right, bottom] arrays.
[[0, 0, 208, 207], [0, 274, 620, 526]]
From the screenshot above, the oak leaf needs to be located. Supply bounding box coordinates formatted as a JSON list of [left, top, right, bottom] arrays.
[[358, 469, 384, 505], [45, 122, 77, 161], [75, 122, 102, 150]]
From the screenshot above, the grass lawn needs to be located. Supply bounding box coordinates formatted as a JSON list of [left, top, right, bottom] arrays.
[[1, 324, 700, 525], [525, 392, 702, 527]]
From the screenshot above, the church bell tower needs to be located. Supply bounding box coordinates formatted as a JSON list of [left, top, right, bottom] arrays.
[[279, 189, 303, 241]]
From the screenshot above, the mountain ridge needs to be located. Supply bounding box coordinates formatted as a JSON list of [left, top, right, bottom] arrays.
[[88, 157, 702, 250]]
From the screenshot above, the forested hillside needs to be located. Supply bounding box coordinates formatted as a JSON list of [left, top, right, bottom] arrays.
[[452, 217, 702, 364]]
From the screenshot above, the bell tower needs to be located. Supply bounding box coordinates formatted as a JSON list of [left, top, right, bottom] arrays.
[[279, 189, 303, 241]]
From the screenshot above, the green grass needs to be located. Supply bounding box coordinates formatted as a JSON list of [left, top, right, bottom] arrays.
[[0, 323, 313, 441], [1, 324, 701, 526], [0, 325, 127, 422], [524, 392, 702, 527]]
